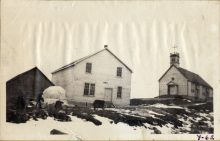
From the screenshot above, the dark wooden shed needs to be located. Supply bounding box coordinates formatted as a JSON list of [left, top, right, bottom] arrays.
[[6, 67, 54, 109]]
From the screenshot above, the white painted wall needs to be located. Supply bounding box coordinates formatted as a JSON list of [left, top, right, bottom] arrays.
[[159, 66, 188, 96], [52, 49, 131, 106], [188, 81, 213, 100]]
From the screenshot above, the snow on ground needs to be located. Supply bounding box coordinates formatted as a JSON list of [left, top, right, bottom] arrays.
[[3, 117, 81, 140], [146, 103, 184, 109], [147, 110, 164, 116], [3, 102, 213, 139], [3, 115, 153, 140], [106, 107, 165, 118], [193, 103, 206, 106]]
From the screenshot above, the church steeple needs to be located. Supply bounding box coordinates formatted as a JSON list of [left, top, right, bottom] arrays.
[[170, 45, 180, 67]]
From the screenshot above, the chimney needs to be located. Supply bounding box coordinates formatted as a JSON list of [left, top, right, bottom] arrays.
[[104, 45, 108, 48]]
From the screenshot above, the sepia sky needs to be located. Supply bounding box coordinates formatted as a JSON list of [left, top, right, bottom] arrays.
[[1, 0, 220, 98]]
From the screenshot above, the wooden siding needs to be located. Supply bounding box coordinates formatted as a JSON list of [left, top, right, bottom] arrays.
[[159, 66, 188, 96], [52, 50, 131, 106], [188, 81, 213, 100], [6, 67, 54, 108]]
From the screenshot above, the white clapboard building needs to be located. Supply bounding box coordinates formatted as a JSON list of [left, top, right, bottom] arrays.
[[159, 51, 213, 101], [52, 45, 132, 106]]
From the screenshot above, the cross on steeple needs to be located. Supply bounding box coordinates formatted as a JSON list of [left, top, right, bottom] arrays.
[[172, 45, 177, 53]]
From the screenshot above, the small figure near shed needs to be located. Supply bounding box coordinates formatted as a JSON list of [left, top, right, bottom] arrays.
[[36, 93, 44, 109]]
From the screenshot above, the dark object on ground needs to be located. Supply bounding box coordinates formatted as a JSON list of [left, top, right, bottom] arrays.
[[47, 101, 64, 116], [32, 109, 48, 120], [54, 110, 71, 122], [130, 97, 192, 106], [93, 100, 105, 110], [6, 95, 29, 123], [152, 127, 162, 134], [6, 110, 29, 123], [100, 107, 158, 127], [50, 129, 67, 135], [55, 101, 64, 111], [186, 102, 213, 112], [72, 108, 102, 126], [105, 101, 115, 108], [46, 101, 71, 122]]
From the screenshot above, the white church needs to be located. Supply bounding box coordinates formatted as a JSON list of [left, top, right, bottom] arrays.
[[51, 45, 132, 106], [159, 49, 213, 101]]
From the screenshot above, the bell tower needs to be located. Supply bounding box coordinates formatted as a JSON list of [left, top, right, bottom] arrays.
[[170, 45, 180, 67]]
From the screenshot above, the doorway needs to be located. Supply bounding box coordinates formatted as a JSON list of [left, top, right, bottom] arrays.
[[104, 88, 113, 102], [168, 84, 178, 95]]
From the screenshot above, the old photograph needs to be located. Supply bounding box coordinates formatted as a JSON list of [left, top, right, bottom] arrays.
[[0, 0, 219, 140]]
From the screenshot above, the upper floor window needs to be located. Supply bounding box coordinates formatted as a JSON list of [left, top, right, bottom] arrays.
[[117, 67, 122, 77], [117, 86, 122, 98], [84, 83, 95, 96], [86, 63, 92, 73]]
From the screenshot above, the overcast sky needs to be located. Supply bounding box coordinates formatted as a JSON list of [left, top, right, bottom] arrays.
[[1, 0, 220, 98]]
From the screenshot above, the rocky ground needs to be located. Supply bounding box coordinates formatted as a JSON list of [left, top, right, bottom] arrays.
[[5, 99, 213, 139], [70, 101, 213, 134]]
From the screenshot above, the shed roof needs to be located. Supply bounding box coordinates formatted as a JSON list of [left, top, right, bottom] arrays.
[[52, 48, 133, 74], [7, 67, 54, 86]]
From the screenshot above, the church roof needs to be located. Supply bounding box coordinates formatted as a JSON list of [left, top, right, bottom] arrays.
[[177, 67, 212, 89], [159, 65, 212, 89], [52, 47, 133, 74]]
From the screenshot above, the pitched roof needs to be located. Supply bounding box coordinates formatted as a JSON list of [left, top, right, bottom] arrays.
[[177, 67, 212, 89], [52, 48, 133, 74], [7, 67, 54, 85], [159, 65, 212, 89]]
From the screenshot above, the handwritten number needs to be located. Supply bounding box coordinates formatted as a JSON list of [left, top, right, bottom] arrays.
[[197, 135, 214, 141], [205, 135, 209, 140], [197, 135, 202, 141], [210, 135, 214, 140]]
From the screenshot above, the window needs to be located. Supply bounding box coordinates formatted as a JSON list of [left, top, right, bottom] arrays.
[[117, 67, 122, 77], [86, 63, 92, 73], [84, 83, 95, 96], [84, 83, 90, 95], [117, 86, 122, 98], [90, 84, 95, 95]]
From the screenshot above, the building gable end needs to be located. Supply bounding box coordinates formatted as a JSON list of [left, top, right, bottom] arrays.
[[52, 48, 133, 74], [158, 65, 187, 82]]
